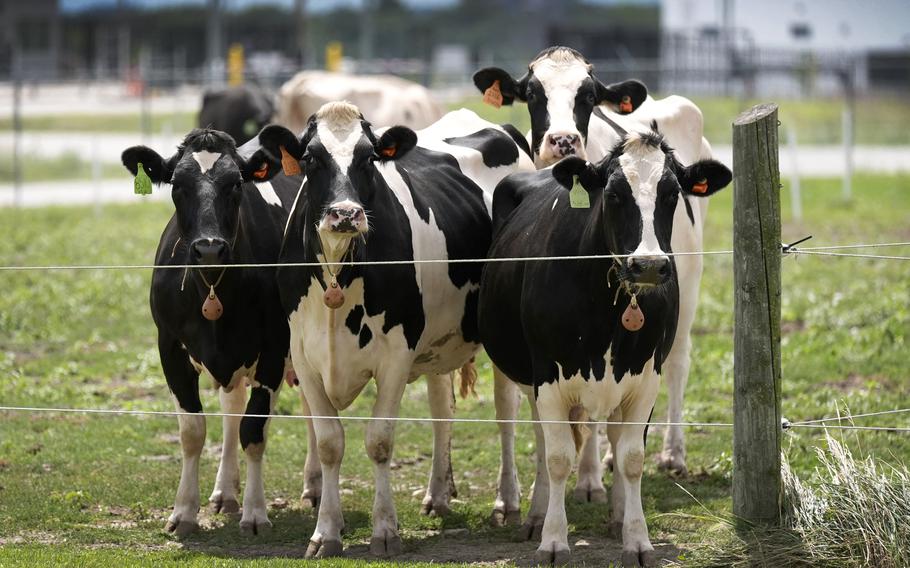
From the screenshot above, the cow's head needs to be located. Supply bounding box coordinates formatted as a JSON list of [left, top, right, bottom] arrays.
[[552, 131, 731, 288], [473, 46, 647, 168], [292, 101, 417, 263], [121, 126, 297, 266]]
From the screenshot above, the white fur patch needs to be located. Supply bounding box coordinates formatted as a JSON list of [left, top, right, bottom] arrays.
[[619, 137, 670, 264], [255, 181, 282, 207], [315, 101, 364, 172], [530, 54, 591, 164], [192, 151, 222, 174]]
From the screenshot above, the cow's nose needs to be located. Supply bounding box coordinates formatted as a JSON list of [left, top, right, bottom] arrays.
[[327, 205, 365, 232], [628, 256, 671, 285], [191, 238, 229, 265], [547, 133, 582, 157]]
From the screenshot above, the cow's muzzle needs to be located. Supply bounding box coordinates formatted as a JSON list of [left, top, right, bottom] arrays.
[[627, 256, 671, 287], [326, 205, 366, 234], [190, 237, 230, 265]]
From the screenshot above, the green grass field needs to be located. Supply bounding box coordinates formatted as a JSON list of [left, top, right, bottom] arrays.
[[0, 174, 908, 566]]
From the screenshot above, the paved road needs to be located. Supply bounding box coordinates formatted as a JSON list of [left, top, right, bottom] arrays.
[[0, 178, 170, 208]]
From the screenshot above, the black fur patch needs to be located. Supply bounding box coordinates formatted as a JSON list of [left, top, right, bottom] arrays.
[[444, 128, 520, 168]]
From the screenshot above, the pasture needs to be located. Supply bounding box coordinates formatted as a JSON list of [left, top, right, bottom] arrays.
[[0, 172, 908, 566]]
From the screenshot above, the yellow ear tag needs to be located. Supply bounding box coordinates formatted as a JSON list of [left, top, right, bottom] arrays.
[[569, 175, 590, 209], [134, 162, 153, 195], [483, 79, 504, 108], [280, 146, 301, 176]]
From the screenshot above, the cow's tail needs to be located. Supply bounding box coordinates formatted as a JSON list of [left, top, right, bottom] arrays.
[[569, 404, 591, 455], [457, 357, 478, 399]]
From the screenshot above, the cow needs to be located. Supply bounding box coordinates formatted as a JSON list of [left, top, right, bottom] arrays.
[[271, 101, 534, 558], [120, 125, 302, 537], [478, 130, 731, 566], [198, 86, 276, 146], [474, 47, 716, 489], [276, 71, 444, 135]]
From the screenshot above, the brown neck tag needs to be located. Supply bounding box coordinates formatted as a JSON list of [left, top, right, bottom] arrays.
[[323, 275, 345, 309], [280, 146, 302, 176], [483, 80, 504, 108], [619, 95, 633, 114], [621, 293, 644, 331], [202, 286, 224, 321]]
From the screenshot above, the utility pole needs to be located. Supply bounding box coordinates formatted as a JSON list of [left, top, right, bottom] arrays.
[[295, 0, 307, 68], [206, 0, 224, 87], [359, 0, 375, 71]]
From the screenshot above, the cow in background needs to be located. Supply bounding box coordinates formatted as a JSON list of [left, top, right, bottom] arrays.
[[474, 47, 717, 490], [198, 86, 275, 146], [276, 71, 443, 135], [121, 125, 301, 537]]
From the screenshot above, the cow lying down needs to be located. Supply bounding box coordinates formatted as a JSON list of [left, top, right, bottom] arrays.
[[121, 125, 303, 536], [479, 131, 731, 566]]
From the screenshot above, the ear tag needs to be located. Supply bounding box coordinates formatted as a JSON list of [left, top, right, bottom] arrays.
[[134, 162, 153, 195], [621, 293, 644, 331], [323, 274, 345, 309], [483, 79, 504, 109], [569, 175, 590, 209], [280, 146, 301, 176], [380, 144, 397, 158], [692, 178, 709, 194], [619, 95, 633, 114], [202, 286, 224, 321], [252, 161, 269, 180]]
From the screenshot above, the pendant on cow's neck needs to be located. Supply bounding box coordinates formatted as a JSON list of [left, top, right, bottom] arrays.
[[323, 274, 345, 309], [622, 293, 644, 332], [202, 285, 224, 321]]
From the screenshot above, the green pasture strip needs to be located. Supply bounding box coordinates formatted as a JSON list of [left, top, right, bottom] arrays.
[[0, 175, 907, 564], [0, 152, 126, 184], [448, 96, 910, 146], [0, 112, 197, 134]]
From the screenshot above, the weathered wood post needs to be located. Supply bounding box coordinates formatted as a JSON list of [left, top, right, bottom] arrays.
[[732, 104, 782, 526]]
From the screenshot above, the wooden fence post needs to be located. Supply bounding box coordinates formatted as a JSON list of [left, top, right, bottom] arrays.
[[732, 103, 782, 526]]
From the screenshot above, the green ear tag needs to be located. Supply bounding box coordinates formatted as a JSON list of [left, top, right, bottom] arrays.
[[134, 162, 152, 196], [569, 175, 590, 209]]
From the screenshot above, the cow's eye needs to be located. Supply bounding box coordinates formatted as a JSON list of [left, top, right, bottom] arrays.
[[605, 191, 623, 205], [526, 90, 536, 103], [586, 93, 596, 105], [302, 153, 317, 169]]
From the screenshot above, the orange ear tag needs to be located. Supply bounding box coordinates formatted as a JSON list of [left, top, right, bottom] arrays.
[[280, 146, 301, 176], [252, 162, 269, 180], [483, 79, 504, 109], [380, 145, 397, 158], [692, 178, 709, 194], [619, 95, 633, 114]]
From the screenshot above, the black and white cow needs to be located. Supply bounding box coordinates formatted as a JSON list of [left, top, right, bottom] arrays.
[[478, 132, 731, 566], [121, 126, 301, 536], [475, 46, 717, 482], [198, 86, 276, 146], [273, 102, 534, 558]]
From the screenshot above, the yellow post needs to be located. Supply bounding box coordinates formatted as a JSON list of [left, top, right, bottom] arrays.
[[326, 41, 343, 72], [228, 43, 245, 86]]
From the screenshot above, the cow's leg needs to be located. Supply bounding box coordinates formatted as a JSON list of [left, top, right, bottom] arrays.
[[520, 396, 549, 541], [491, 366, 522, 526], [299, 391, 322, 510], [613, 377, 660, 568], [573, 423, 607, 503], [209, 385, 244, 514], [159, 336, 204, 537], [238, 381, 281, 536], [298, 366, 346, 559], [606, 407, 625, 539], [366, 369, 409, 558], [534, 394, 576, 566], [421, 372, 456, 517]]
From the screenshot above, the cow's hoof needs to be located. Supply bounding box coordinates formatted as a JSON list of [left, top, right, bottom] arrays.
[[490, 508, 521, 527], [421, 499, 451, 517], [519, 517, 544, 541], [656, 452, 688, 477], [300, 494, 320, 510], [369, 533, 402, 557], [609, 521, 623, 539], [306, 538, 343, 559], [573, 486, 608, 503], [164, 518, 198, 537], [535, 544, 570, 566], [622, 549, 656, 567], [209, 496, 240, 515], [239, 517, 272, 536]]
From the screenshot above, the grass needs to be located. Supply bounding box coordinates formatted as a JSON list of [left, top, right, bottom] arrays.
[[0, 152, 126, 184], [449, 95, 910, 146], [0, 174, 908, 566], [0, 112, 197, 135]]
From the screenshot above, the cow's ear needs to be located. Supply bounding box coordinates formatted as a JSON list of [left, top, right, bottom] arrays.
[[374, 126, 417, 162], [552, 156, 600, 193], [678, 159, 732, 197], [121, 146, 175, 184], [240, 124, 301, 181], [596, 79, 648, 114], [472, 67, 528, 105]]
